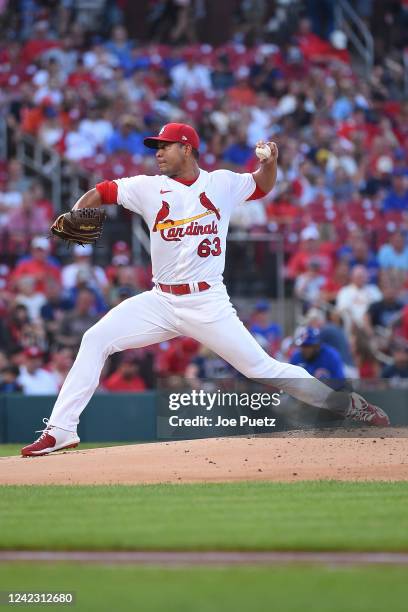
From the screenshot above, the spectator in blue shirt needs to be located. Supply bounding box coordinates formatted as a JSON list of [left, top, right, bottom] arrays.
[[104, 25, 133, 72], [223, 129, 252, 166], [40, 279, 73, 330], [331, 94, 353, 121], [378, 231, 408, 271], [0, 365, 22, 393], [211, 55, 235, 91], [382, 344, 408, 382], [381, 172, 408, 212], [305, 308, 355, 371], [288, 326, 352, 427], [105, 115, 145, 156], [249, 300, 282, 349], [338, 237, 379, 284], [291, 326, 345, 385]]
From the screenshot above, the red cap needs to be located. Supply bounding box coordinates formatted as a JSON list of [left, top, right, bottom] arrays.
[[24, 346, 45, 359], [113, 240, 130, 254], [144, 123, 200, 151]]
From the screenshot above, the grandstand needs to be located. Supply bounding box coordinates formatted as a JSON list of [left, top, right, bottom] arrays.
[[0, 0, 407, 394]]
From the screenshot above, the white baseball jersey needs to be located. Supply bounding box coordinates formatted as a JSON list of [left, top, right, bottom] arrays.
[[114, 169, 257, 284], [48, 168, 336, 435]]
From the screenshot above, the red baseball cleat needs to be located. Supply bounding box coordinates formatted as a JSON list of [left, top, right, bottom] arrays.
[[21, 419, 80, 457], [346, 393, 390, 426]]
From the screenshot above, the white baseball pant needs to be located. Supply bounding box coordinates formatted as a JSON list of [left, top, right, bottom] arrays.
[[49, 283, 334, 432]]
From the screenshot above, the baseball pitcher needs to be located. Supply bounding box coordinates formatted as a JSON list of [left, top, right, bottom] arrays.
[[22, 123, 389, 456]]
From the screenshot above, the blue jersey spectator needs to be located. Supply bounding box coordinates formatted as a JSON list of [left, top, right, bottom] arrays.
[[331, 95, 353, 121], [249, 300, 282, 348], [67, 285, 107, 315], [104, 25, 133, 71], [223, 133, 252, 166], [337, 238, 379, 283], [382, 345, 408, 382], [0, 366, 22, 393], [381, 172, 408, 212], [291, 327, 345, 384], [192, 354, 235, 379], [105, 116, 145, 156], [378, 231, 408, 271], [211, 55, 235, 91]]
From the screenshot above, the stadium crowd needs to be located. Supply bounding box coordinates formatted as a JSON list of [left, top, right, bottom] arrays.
[[0, 0, 408, 393]]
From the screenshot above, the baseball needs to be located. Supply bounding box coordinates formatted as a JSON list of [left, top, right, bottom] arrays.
[[255, 144, 272, 161]]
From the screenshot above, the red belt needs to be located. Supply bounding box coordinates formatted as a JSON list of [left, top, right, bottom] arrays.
[[157, 282, 211, 296]]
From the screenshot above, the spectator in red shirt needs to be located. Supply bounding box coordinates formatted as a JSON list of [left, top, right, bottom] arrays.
[[47, 347, 74, 390], [296, 17, 350, 64], [157, 337, 200, 376], [21, 21, 60, 64], [67, 58, 97, 90], [337, 109, 372, 145], [103, 354, 146, 392], [7, 191, 51, 243], [266, 189, 298, 223], [106, 240, 132, 284], [30, 180, 54, 221], [350, 329, 381, 379], [286, 225, 333, 279], [5, 304, 31, 351], [106, 241, 151, 292], [21, 103, 46, 136], [320, 260, 350, 304], [12, 236, 61, 294]]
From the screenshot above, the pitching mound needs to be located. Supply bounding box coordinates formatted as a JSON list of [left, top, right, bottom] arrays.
[[2, 429, 408, 485]]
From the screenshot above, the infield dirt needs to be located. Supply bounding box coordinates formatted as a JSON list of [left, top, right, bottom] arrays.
[[2, 429, 408, 485]]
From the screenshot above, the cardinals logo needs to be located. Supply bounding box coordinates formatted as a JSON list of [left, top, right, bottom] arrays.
[[199, 192, 221, 220], [152, 201, 174, 232], [152, 193, 221, 242]]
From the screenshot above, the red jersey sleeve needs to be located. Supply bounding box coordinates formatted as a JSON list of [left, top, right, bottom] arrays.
[[246, 184, 267, 201], [95, 180, 118, 204]]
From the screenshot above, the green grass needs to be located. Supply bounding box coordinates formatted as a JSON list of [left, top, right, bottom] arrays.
[[0, 564, 407, 612], [1, 482, 408, 551], [0, 443, 131, 457]]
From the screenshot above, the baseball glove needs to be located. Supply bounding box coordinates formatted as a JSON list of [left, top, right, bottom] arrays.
[[50, 208, 106, 246]]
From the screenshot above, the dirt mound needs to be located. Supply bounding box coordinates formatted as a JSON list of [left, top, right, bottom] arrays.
[[2, 430, 408, 485]]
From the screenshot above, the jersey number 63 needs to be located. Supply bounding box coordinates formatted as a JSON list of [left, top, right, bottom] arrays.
[[197, 237, 222, 258]]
